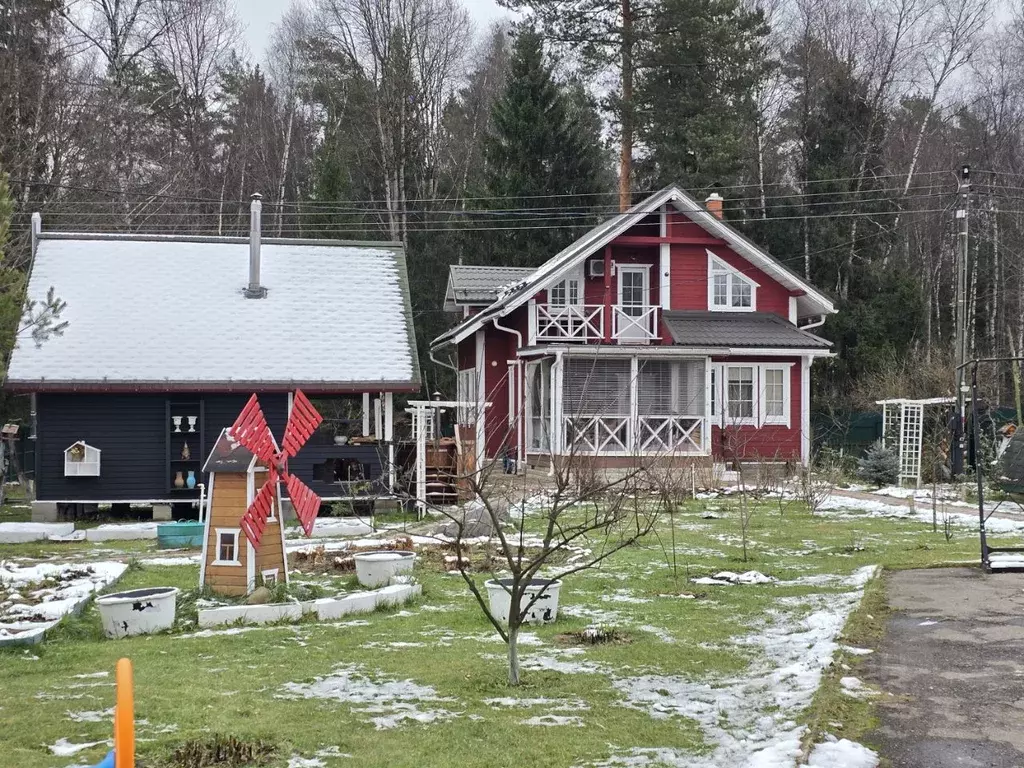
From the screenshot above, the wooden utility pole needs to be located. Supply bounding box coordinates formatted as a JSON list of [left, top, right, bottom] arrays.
[[618, 0, 634, 212], [955, 165, 970, 467]]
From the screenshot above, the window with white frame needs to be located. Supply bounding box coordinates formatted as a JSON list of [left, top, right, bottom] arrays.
[[456, 368, 478, 425], [708, 252, 757, 311], [548, 270, 582, 307], [711, 364, 791, 427], [261, 568, 279, 586], [214, 528, 240, 565], [726, 366, 755, 420]]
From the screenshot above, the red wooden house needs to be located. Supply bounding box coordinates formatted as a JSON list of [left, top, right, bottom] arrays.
[[431, 186, 835, 469]]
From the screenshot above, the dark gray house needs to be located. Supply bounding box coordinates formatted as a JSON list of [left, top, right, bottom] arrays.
[[7, 201, 420, 521]]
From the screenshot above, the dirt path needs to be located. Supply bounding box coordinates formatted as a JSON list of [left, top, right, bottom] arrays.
[[865, 568, 1024, 767]]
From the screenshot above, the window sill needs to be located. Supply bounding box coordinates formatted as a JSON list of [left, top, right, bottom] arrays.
[[211, 559, 242, 567], [709, 304, 756, 313]]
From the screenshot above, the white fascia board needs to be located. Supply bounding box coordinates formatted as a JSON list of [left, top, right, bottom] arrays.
[[517, 345, 832, 358]]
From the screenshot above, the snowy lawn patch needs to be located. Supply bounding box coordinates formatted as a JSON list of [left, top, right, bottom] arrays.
[[0, 561, 126, 644], [278, 663, 461, 729]]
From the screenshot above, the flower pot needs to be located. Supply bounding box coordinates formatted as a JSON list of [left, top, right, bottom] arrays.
[[96, 587, 179, 638], [485, 578, 562, 625], [333, 435, 349, 446], [353, 550, 415, 588]]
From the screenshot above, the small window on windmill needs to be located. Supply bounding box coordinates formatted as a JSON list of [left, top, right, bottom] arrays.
[[261, 568, 279, 587], [214, 528, 240, 565], [64, 441, 101, 477]]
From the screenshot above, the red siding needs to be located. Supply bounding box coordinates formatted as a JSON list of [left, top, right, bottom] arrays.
[[710, 358, 802, 461]]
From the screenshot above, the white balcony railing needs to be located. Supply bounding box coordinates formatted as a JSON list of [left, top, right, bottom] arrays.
[[533, 304, 604, 342], [612, 305, 659, 343], [562, 415, 706, 455]]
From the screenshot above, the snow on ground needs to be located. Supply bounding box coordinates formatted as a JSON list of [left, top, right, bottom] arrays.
[[0, 561, 126, 642], [580, 565, 878, 768], [0, 522, 74, 544], [138, 555, 200, 567], [807, 736, 879, 767], [521, 714, 585, 727], [278, 664, 461, 729], [818, 494, 1024, 534], [691, 570, 775, 586], [48, 737, 110, 756]]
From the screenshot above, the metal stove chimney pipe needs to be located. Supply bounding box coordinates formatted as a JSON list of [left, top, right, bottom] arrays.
[[245, 193, 267, 298]]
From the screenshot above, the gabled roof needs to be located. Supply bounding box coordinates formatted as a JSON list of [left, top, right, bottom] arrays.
[[444, 265, 536, 311], [432, 185, 836, 350], [662, 311, 831, 350], [7, 233, 421, 392]]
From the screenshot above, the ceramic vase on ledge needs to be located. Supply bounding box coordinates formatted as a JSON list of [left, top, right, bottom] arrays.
[[187, 416, 197, 433], [172, 416, 183, 433], [173, 471, 185, 489], [186, 470, 197, 489]]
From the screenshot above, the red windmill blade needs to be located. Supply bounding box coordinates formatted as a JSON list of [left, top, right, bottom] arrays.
[[229, 390, 324, 550]]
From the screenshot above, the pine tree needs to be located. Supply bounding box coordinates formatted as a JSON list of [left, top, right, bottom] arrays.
[[857, 441, 901, 487], [477, 30, 610, 267], [634, 0, 770, 192]]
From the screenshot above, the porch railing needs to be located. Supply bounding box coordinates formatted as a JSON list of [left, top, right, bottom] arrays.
[[612, 305, 660, 342], [533, 303, 604, 342], [562, 414, 706, 455]]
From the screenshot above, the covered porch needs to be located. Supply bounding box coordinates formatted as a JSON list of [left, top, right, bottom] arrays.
[[524, 352, 709, 458]]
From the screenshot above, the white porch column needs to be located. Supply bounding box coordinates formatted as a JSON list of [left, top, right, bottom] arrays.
[[414, 405, 427, 517], [704, 357, 713, 454], [659, 243, 671, 311], [629, 356, 639, 452], [362, 393, 370, 437], [528, 299, 538, 346], [373, 396, 382, 440], [384, 393, 395, 492], [475, 330, 486, 464], [552, 353, 564, 455], [801, 355, 811, 467]]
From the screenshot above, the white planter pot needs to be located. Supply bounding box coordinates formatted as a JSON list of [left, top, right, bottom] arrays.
[[485, 578, 562, 625], [96, 587, 179, 638], [353, 551, 415, 588]]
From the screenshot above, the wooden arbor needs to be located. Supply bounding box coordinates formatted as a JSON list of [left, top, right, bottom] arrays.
[[199, 391, 323, 596]]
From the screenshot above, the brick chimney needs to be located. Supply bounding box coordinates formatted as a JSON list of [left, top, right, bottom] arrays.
[[705, 193, 724, 219]]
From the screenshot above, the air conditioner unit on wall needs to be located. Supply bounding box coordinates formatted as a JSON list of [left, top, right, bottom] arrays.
[[588, 259, 605, 278]]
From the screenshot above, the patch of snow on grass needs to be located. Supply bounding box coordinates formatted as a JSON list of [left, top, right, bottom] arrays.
[[839, 677, 877, 699], [520, 714, 585, 727], [807, 736, 879, 767], [278, 664, 459, 730], [48, 738, 109, 756], [638, 625, 676, 643], [691, 570, 775, 586], [602, 565, 878, 768]]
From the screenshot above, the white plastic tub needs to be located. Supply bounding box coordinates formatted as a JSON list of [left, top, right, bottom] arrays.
[[486, 578, 562, 625], [353, 550, 415, 588], [96, 587, 179, 638]]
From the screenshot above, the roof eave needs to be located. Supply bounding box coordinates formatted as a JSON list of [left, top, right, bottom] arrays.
[[6, 379, 423, 394]]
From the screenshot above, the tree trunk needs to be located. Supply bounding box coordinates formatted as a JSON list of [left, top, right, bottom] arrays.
[[507, 624, 521, 686], [618, 0, 633, 212]]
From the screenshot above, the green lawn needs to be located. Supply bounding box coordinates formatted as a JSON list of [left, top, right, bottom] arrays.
[[0, 498, 1007, 768]]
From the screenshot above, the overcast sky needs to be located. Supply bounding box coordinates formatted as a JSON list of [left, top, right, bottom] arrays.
[[232, 0, 510, 61]]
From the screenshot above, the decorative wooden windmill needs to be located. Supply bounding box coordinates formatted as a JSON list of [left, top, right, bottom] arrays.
[[199, 391, 324, 596]]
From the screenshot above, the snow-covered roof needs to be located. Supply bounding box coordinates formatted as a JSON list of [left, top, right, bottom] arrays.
[[431, 185, 836, 350], [444, 265, 536, 311], [7, 234, 420, 392]]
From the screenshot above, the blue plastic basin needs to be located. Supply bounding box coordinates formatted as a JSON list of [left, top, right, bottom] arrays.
[[156, 521, 204, 549]]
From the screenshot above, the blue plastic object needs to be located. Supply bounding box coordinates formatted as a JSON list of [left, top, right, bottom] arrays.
[[92, 751, 115, 768]]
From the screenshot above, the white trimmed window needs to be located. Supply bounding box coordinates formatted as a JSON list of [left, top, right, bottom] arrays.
[[261, 568, 279, 586], [708, 251, 757, 311], [711, 364, 792, 427], [726, 366, 755, 421], [214, 528, 241, 565], [548, 268, 583, 307], [456, 368, 478, 425]]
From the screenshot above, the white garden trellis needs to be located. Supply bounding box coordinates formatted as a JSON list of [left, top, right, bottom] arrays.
[[877, 397, 955, 487]]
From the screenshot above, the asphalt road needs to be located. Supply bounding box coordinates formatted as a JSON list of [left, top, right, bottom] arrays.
[[865, 568, 1024, 767]]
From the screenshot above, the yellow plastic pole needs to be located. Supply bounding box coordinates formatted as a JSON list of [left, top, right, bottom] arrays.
[[114, 658, 134, 768]]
